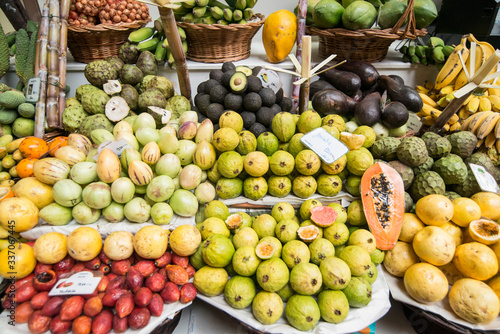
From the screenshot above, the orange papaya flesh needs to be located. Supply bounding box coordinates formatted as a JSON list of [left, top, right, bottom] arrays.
[[310, 206, 337, 227], [361, 162, 405, 251]]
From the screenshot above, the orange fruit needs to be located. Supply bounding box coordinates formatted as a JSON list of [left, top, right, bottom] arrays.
[[0, 186, 14, 203], [16, 158, 38, 178], [0, 243, 37, 279], [471, 192, 500, 221], [453, 242, 498, 281], [415, 194, 454, 226], [451, 197, 482, 227], [468, 219, 500, 245], [19, 137, 48, 159], [48, 136, 68, 156]]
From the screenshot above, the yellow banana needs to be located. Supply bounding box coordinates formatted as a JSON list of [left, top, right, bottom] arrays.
[[416, 86, 430, 94], [497, 140, 500, 154], [479, 97, 493, 112], [437, 93, 455, 108], [476, 138, 485, 148], [488, 88, 500, 96], [475, 112, 500, 140], [469, 34, 497, 84], [423, 80, 434, 90], [487, 94, 500, 112], [442, 123, 450, 132], [439, 85, 456, 96], [466, 96, 480, 113], [470, 111, 494, 134], [434, 35, 469, 91], [454, 36, 485, 90], [462, 110, 489, 131], [458, 106, 471, 120], [430, 109, 442, 120], [494, 114, 500, 140], [419, 93, 439, 108], [421, 116, 434, 127], [485, 131, 497, 149], [448, 113, 459, 124], [449, 122, 461, 132]]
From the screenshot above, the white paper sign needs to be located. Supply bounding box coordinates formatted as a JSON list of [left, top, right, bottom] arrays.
[[406, 112, 423, 133], [49, 271, 102, 296], [469, 163, 500, 194], [256, 69, 282, 93], [25, 77, 41, 103], [93, 138, 132, 160], [300, 127, 349, 164]]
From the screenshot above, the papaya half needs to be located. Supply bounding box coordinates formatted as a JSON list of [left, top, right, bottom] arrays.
[[360, 162, 405, 250], [262, 10, 297, 63]]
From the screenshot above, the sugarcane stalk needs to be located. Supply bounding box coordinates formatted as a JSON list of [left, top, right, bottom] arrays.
[[293, 0, 307, 113], [58, 0, 71, 128], [46, 0, 61, 129], [159, 7, 192, 105], [34, 0, 50, 138], [298, 36, 311, 114]]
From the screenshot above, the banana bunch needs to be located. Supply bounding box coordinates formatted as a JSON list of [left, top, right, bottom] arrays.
[[461, 110, 500, 152], [415, 34, 500, 133], [127, 22, 188, 69], [399, 37, 455, 66], [173, 0, 257, 25]]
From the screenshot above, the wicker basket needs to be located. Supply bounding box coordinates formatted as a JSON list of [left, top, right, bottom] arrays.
[[306, 0, 427, 62], [177, 14, 265, 63], [67, 20, 149, 63]]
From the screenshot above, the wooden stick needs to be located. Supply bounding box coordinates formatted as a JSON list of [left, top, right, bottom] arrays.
[[46, 0, 61, 129], [298, 36, 311, 114], [159, 7, 192, 105], [0, 0, 29, 30], [34, 0, 50, 138], [58, 0, 71, 128], [292, 0, 307, 110]]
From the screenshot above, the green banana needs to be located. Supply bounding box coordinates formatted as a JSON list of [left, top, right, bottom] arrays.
[[235, 0, 246, 10], [137, 36, 160, 52], [173, 4, 191, 16], [420, 56, 428, 65], [177, 27, 187, 41], [402, 54, 411, 63], [193, 6, 208, 17], [182, 0, 197, 8], [196, 0, 209, 5], [217, 19, 229, 25], [155, 39, 167, 63], [407, 45, 416, 57], [428, 36, 445, 48], [399, 45, 408, 55], [6, 32, 16, 47], [415, 45, 426, 58], [208, 0, 230, 9], [243, 8, 254, 20], [23, 25, 38, 85], [442, 45, 455, 57], [236, 19, 247, 24], [181, 13, 196, 22], [211, 6, 224, 20], [10, 44, 15, 56], [410, 55, 420, 64], [223, 8, 233, 22], [129, 27, 155, 43], [162, 37, 169, 48], [0, 24, 10, 80], [246, 0, 257, 8], [154, 18, 163, 33], [202, 16, 217, 24], [14, 29, 29, 85], [225, 0, 237, 6], [431, 46, 446, 63], [233, 9, 243, 21], [182, 40, 188, 53]]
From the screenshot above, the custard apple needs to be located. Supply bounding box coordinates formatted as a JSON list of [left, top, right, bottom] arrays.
[[447, 131, 477, 159], [397, 137, 429, 167], [388, 161, 414, 190], [432, 154, 468, 185], [370, 137, 401, 161], [410, 171, 445, 201]]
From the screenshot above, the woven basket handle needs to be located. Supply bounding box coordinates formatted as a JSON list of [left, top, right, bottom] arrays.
[[391, 0, 417, 37]]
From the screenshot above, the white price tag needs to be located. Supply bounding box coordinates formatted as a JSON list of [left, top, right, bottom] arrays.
[[93, 138, 132, 161], [406, 112, 423, 134], [25, 77, 41, 103], [300, 127, 349, 165], [469, 163, 500, 194], [49, 271, 102, 296], [256, 69, 282, 93]]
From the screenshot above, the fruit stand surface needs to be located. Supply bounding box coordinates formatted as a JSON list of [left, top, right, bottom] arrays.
[[384, 267, 500, 331]]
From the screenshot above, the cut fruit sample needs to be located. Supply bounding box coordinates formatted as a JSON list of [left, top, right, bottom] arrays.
[[297, 225, 320, 242], [0, 186, 13, 202], [340, 132, 365, 150], [310, 205, 337, 227], [255, 241, 276, 260], [468, 219, 500, 245], [360, 162, 405, 250], [225, 213, 243, 230]]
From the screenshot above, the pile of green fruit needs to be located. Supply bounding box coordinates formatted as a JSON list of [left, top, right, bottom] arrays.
[[303, 0, 437, 31], [399, 37, 456, 66], [124, 21, 188, 69], [0, 88, 35, 138], [192, 199, 384, 331], [174, 0, 258, 25], [194, 61, 293, 137]]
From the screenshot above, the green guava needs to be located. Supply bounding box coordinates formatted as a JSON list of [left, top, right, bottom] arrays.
[[342, 276, 372, 307], [267, 175, 292, 198], [207, 161, 222, 183], [193, 266, 229, 296], [271, 202, 296, 222], [252, 291, 284, 325], [347, 200, 367, 226], [348, 228, 377, 254], [224, 276, 256, 309], [370, 248, 385, 265], [290, 262, 323, 295], [257, 132, 279, 156], [243, 151, 269, 177], [219, 111, 244, 132], [319, 256, 351, 290], [232, 246, 261, 277], [338, 245, 372, 276], [346, 147, 374, 176], [237, 131, 257, 155], [201, 234, 235, 268], [317, 290, 350, 324], [297, 110, 322, 133], [345, 174, 362, 196], [189, 244, 206, 270], [322, 155, 347, 175], [293, 175, 318, 198], [323, 222, 350, 246], [321, 124, 340, 139], [213, 127, 240, 152], [300, 198, 323, 220], [225, 261, 237, 277], [243, 176, 268, 200], [282, 240, 311, 269], [288, 133, 305, 157], [295, 150, 321, 175], [317, 174, 343, 197], [269, 150, 295, 176], [252, 214, 277, 239], [309, 237, 335, 265], [256, 258, 290, 292], [197, 217, 230, 240], [275, 219, 300, 244], [285, 295, 321, 331], [232, 227, 259, 249], [216, 178, 243, 199], [327, 203, 347, 224], [359, 262, 378, 285], [258, 237, 282, 259], [217, 151, 244, 178], [204, 200, 230, 220], [277, 282, 295, 302], [272, 112, 296, 143]]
